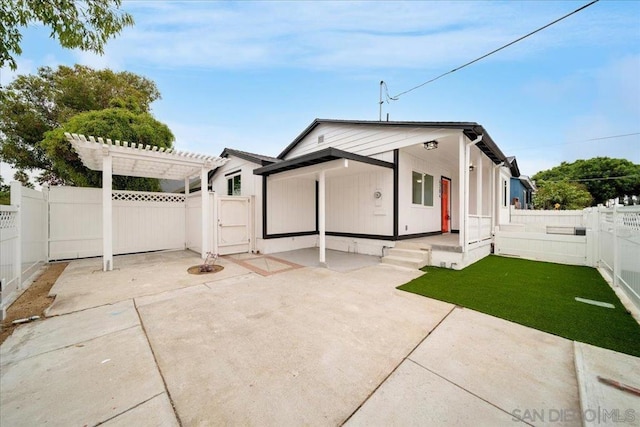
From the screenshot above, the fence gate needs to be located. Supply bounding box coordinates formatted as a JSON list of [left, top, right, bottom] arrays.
[[216, 196, 251, 255]]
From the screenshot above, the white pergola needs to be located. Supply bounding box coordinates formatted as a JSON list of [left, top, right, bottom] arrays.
[[66, 133, 227, 271]]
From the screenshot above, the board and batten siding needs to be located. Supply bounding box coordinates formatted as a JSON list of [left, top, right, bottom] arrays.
[[326, 169, 393, 236], [284, 123, 462, 159], [266, 178, 316, 235], [398, 149, 459, 235]]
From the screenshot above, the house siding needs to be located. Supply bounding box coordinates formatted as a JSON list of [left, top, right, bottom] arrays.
[[284, 123, 461, 159], [326, 169, 393, 236]]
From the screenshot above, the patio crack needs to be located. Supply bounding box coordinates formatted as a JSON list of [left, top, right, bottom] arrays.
[[407, 358, 534, 426], [134, 301, 184, 427], [340, 304, 457, 425]]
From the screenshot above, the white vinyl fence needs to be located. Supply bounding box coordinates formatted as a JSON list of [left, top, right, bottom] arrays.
[[1, 183, 48, 316], [495, 206, 640, 310], [48, 186, 187, 260]]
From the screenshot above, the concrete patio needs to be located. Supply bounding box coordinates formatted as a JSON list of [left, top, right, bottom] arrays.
[[1, 250, 638, 426]]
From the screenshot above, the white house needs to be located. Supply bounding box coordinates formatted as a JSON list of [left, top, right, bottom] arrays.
[[211, 119, 513, 269]]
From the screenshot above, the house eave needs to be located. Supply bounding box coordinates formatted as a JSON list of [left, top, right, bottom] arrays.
[[254, 147, 394, 176], [278, 118, 507, 165]]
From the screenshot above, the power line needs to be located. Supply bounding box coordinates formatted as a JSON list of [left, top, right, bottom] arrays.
[[541, 175, 639, 183], [511, 132, 640, 152], [387, 0, 600, 100]]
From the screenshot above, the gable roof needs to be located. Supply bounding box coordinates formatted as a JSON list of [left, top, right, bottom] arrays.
[[221, 148, 280, 166], [506, 156, 520, 177], [278, 118, 507, 164]]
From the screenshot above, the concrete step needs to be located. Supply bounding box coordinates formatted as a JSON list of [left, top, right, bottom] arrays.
[[387, 248, 429, 261], [381, 255, 427, 270]]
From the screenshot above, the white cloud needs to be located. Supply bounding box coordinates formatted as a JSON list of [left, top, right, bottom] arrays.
[[0, 58, 34, 86], [99, 1, 638, 72]]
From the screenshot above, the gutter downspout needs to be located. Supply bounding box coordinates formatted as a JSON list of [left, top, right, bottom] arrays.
[[463, 134, 483, 260]]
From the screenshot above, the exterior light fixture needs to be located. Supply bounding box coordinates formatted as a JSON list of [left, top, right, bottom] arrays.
[[423, 140, 438, 150]]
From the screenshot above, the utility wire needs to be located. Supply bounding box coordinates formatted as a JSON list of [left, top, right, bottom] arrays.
[[511, 132, 640, 152], [540, 175, 639, 183], [390, 0, 600, 99]]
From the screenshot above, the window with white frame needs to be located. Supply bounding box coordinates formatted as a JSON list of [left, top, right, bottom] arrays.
[[227, 174, 241, 196], [412, 171, 434, 206]]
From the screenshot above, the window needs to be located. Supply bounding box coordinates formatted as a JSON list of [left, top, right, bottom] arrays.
[[227, 174, 241, 196], [412, 171, 434, 207]]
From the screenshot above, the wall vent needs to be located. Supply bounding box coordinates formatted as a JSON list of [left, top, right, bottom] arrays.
[[317, 135, 325, 144]]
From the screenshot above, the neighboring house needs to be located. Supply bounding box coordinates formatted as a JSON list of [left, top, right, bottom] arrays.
[[507, 156, 536, 210], [211, 119, 515, 269]]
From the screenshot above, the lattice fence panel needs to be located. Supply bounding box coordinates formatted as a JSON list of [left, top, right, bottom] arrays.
[[620, 211, 640, 231], [0, 210, 17, 229], [112, 191, 186, 203]]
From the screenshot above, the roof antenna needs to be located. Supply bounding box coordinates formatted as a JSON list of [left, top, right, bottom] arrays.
[[386, 113, 389, 122], [379, 81, 384, 121]]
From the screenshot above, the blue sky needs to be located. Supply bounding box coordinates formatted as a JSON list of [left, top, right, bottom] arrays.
[[1, 0, 639, 184]]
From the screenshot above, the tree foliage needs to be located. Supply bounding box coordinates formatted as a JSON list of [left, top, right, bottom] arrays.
[[533, 181, 593, 210], [1, 0, 133, 70], [41, 108, 174, 191], [0, 175, 9, 205], [532, 157, 640, 205], [13, 169, 33, 188], [0, 65, 164, 187]]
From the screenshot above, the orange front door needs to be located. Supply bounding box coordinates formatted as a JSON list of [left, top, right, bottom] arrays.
[[441, 178, 450, 232]]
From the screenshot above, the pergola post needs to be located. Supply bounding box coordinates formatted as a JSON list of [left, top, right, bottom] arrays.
[[318, 169, 326, 266], [102, 153, 113, 271], [201, 167, 210, 259]]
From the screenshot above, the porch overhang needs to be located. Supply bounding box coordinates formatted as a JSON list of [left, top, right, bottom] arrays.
[[253, 147, 394, 176], [66, 133, 228, 271]]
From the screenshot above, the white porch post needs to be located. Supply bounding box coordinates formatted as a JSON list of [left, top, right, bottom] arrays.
[[458, 134, 466, 249], [184, 176, 190, 250], [201, 167, 210, 259], [476, 150, 483, 217], [318, 169, 326, 266], [463, 141, 471, 255], [102, 153, 113, 271]]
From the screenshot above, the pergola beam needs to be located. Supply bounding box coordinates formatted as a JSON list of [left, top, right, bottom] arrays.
[[66, 133, 227, 271]]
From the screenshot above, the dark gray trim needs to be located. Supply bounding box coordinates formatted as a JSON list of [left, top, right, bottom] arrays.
[[263, 231, 317, 240], [315, 180, 319, 233], [224, 169, 242, 177], [221, 148, 280, 166], [451, 229, 460, 234], [396, 231, 442, 240], [393, 149, 399, 239], [262, 176, 267, 239], [277, 118, 507, 165], [254, 147, 394, 176]]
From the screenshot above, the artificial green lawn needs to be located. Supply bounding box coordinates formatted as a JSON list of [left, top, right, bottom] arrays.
[[397, 255, 640, 357]]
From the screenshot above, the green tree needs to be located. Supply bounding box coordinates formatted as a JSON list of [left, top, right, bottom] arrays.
[[41, 108, 174, 190], [0, 65, 162, 185], [13, 169, 34, 188], [533, 158, 640, 205], [533, 180, 593, 210], [1, 0, 133, 70], [0, 175, 9, 205]]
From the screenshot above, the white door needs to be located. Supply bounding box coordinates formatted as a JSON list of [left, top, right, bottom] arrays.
[[217, 196, 251, 255]]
